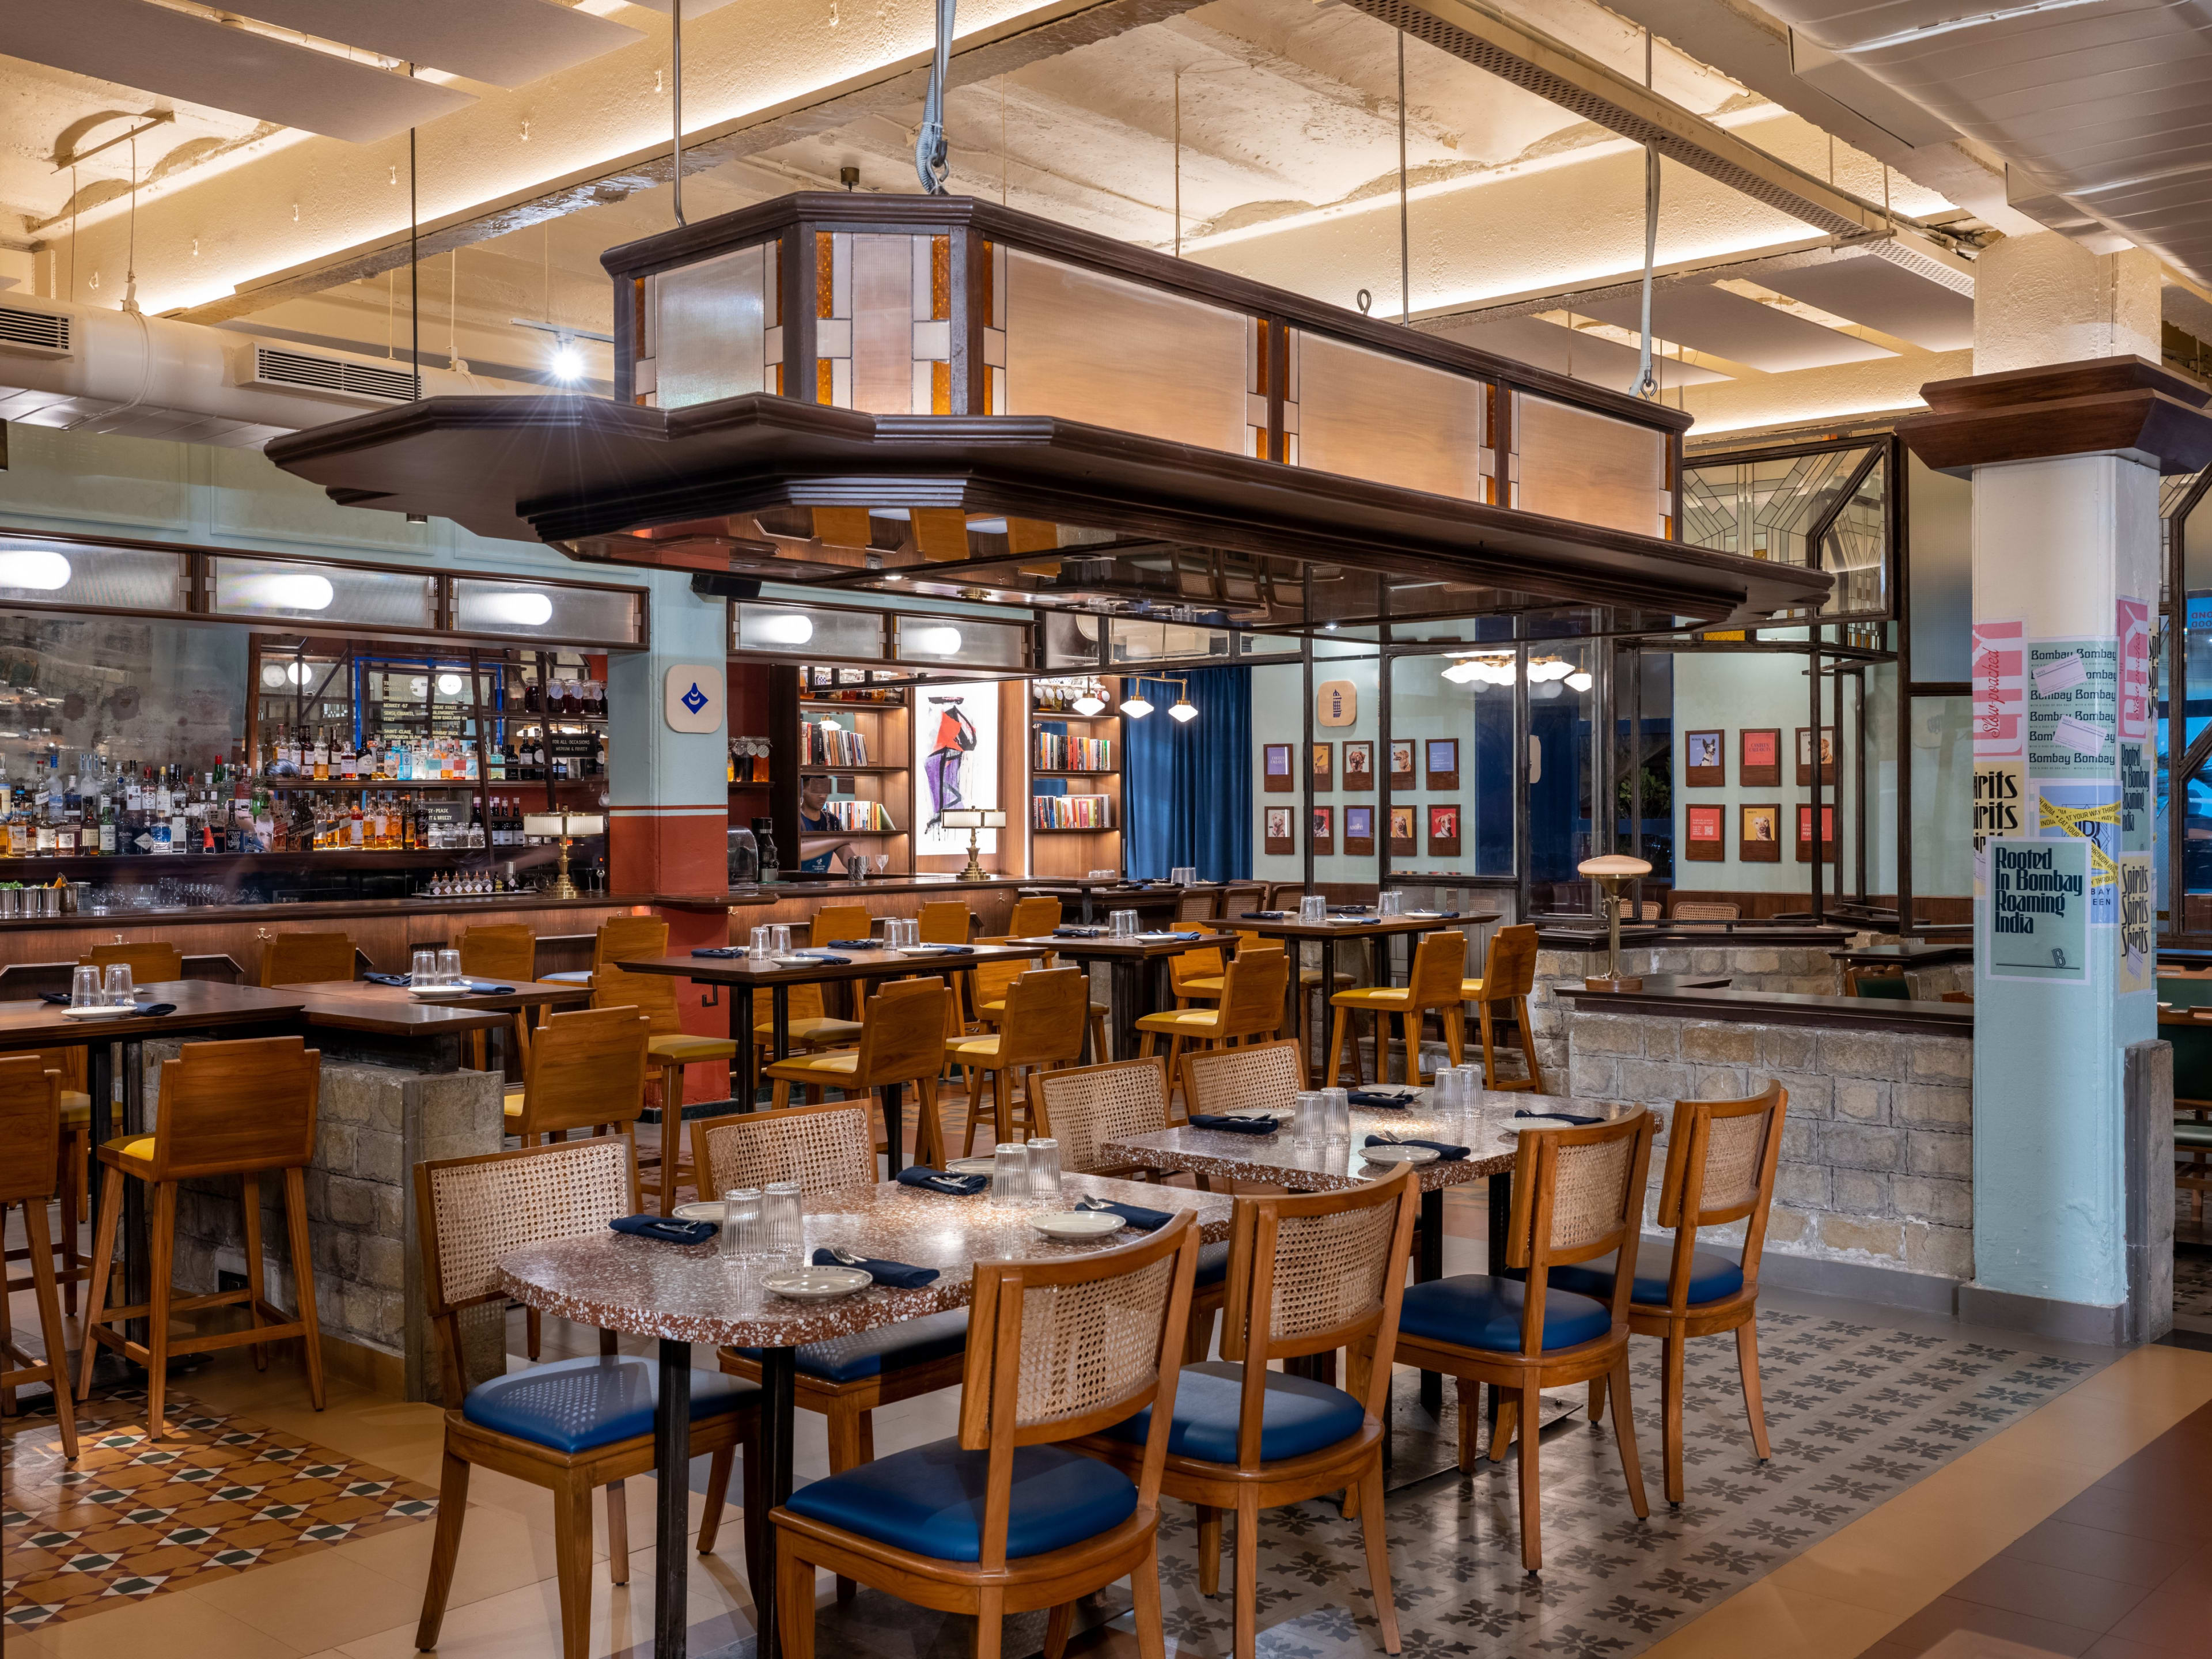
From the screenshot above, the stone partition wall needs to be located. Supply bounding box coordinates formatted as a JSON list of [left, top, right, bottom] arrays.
[[1563, 1007, 1975, 1301]]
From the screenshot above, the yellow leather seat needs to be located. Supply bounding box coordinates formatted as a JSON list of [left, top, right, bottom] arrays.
[[1131, 1008, 1225, 1037], [945, 1033, 1001, 1062], [60, 1090, 90, 1125], [753, 1016, 863, 1048], [1330, 985, 1422, 1010], [650, 1033, 739, 1064], [103, 1133, 156, 1168], [767, 1050, 861, 1084]]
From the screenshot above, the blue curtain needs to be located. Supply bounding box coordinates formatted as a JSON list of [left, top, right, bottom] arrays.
[[1126, 665, 1251, 880]]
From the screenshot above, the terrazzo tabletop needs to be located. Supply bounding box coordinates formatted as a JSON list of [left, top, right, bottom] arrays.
[[493, 1172, 1235, 1349]]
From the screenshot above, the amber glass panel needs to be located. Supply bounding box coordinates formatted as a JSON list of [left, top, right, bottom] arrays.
[[1514, 393, 1666, 536], [816, 231, 835, 319], [1296, 334, 1486, 501], [931, 236, 951, 320], [931, 360, 951, 415], [654, 243, 768, 409], [1002, 249, 1244, 453]]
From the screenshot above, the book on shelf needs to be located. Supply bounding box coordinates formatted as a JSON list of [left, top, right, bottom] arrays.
[[820, 799, 897, 832], [802, 724, 872, 767], [1033, 794, 1113, 831], [1033, 732, 1114, 772]]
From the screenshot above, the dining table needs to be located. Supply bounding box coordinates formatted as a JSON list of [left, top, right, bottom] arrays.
[[1225, 910, 1501, 1070], [495, 1172, 1238, 1659], [1003, 929, 1238, 1065]]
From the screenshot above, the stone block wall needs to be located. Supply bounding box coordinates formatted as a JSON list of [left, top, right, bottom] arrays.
[[1563, 1009, 1975, 1290]]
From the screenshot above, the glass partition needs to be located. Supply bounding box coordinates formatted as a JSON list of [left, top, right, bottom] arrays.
[[451, 578, 640, 647], [647, 239, 781, 408], [1291, 332, 1489, 502], [1681, 441, 1892, 620], [0, 535, 185, 615], [1512, 394, 1669, 538], [1909, 694, 1972, 927], [210, 556, 436, 630]]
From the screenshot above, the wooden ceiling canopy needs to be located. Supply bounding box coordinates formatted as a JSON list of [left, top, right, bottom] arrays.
[[267, 192, 1831, 636]]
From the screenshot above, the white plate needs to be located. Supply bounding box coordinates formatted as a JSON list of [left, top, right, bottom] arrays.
[[408, 986, 472, 999], [763, 1266, 873, 1301], [672, 1201, 725, 1222], [893, 946, 954, 956], [1032, 1210, 1127, 1240], [1499, 1116, 1581, 1134], [946, 1156, 998, 1176], [772, 955, 821, 966], [1360, 1143, 1440, 1165], [62, 1003, 136, 1020], [1225, 1108, 1293, 1121]]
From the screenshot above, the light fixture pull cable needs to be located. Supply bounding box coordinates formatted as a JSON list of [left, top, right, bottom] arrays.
[[915, 0, 956, 193], [672, 0, 686, 225], [1397, 31, 1409, 325], [1635, 29, 1658, 401]]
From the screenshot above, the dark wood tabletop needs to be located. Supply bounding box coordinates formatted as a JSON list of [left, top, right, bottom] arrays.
[[1005, 930, 1238, 958], [614, 942, 1044, 987], [1228, 910, 1500, 940], [0, 980, 309, 1048], [289, 992, 517, 1038], [276, 977, 592, 1013], [1828, 942, 1975, 967]]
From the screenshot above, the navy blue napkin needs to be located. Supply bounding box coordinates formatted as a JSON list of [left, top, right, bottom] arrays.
[[905, 944, 975, 956], [39, 991, 69, 1005], [611, 1214, 716, 1245], [1514, 1108, 1607, 1126], [463, 981, 516, 994], [692, 946, 745, 959], [1406, 910, 1463, 921], [1076, 1199, 1172, 1230], [138, 1003, 176, 1017], [812, 1248, 938, 1287], [1187, 1113, 1280, 1135], [1240, 910, 1290, 920], [1053, 926, 1107, 938], [364, 971, 410, 987], [827, 939, 882, 950], [1144, 930, 1204, 941], [1328, 906, 1374, 916], [896, 1165, 990, 1196], [1349, 1089, 1416, 1108], [1366, 1134, 1469, 1161]]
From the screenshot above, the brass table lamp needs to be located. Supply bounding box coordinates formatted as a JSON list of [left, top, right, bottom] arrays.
[[940, 807, 1005, 882], [525, 810, 606, 899], [1578, 854, 1653, 991]]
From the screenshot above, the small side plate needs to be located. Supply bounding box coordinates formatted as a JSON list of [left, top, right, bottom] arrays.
[[762, 1266, 873, 1301], [62, 1004, 135, 1020], [946, 1157, 998, 1176], [672, 1201, 724, 1223], [1359, 1143, 1440, 1165], [409, 986, 472, 999], [1499, 1116, 1581, 1135], [1031, 1210, 1127, 1240]]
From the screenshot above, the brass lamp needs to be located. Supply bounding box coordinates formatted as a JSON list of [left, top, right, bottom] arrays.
[[1578, 854, 1653, 992], [525, 810, 606, 899], [941, 807, 1005, 881]]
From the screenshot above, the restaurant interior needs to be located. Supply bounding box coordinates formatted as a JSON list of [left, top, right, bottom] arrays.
[[2, 3, 2211, 1658]]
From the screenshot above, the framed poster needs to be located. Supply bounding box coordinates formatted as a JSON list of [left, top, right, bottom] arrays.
[[1739, 728, 1781, 789], [1427, 803, 1461, 857], [1263, 743, 1295, 793], [1344, 804, 1374, 857], [1739, 802, 1781, 862], [1796, 802, 1838, 863], [1310, 741, 1334, 792], [1311, 805, 1335, 856], [1795, 726, 1836, 785], [1387, 805, 1416, 855], [1387, 740, 1416, 789], [917, 683, 1000, 855], [1343, 740, 1374, 792], [1685, 804, 1724, 862], [1685, 729, 1724, 787], [1263, 805, 1294, 855], [1425, 738, 1460, 791]]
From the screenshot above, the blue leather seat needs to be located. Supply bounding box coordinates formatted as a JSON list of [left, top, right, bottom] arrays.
[[1550, 1248, 1744, 1309], [736, 1309, 969, 1384], [1398, 1274, 1611, 1354], [463, 1355, 758, 1455], [1103, 1361, 1365, 1464], [782, 1438, 1136, 1562], [1196, 1240, 1230, 1287]]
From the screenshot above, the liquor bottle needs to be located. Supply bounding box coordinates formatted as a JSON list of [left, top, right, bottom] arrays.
[[52, 778, 75, 856], [79, 786, 98, 857]]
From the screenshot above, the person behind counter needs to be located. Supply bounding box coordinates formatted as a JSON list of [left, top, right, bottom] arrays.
[[797, 772, 859, 874]]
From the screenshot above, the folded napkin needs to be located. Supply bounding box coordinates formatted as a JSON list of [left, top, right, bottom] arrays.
[[1366, 1134, 1469, 1162], [1139, 930, 1205, 941], [1348, 1089, 1416, 1108], [1404, 910, 1463, 921], [1240, 910, 1290, 920], [41, 993, 172, 1016], [812, 1247, 938, 1287], [1075, 1199, 1172, 1230], [1328, 906, 1374, 916], [1514, 1107, 1607, 1126], [898, 944, 975, 956], [896, 1165, 990, 1196], [463, 981, 516, 995], [1187, 1113, 1281, 1135], [611, 1214, 716, 1245], [39, 991, 69, 1005], [827, 938, 883, 950], [1052, 926, 1108, 938], [691, 946, 745, 959], [364, 971, 411, 987], [365, 974, 516, 994], [137, 1003, 177, 1018]]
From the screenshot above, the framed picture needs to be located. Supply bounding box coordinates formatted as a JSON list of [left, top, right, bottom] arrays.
[[1387, 804, 1417, 855], [1740, 801, 1782, 862], [1344, 804, 1375, 856], [1310, 741, 1334, 792], [1685, 804, 1724, 862], [1263, 805, 1294, 854], [1343, 740, 1374, 792], [1739, 727, 1781, 788], [1797, 802, 1838, 863], [1425, 738, 1460, 791], [1796, 726, 1837, 786], [1685, 729, 1724, 788], [1311, 805, 1335, 855], [1263, 743, 1295, 793], [1427, 802, 1461, 856], [1387, 740, 1416, 789]]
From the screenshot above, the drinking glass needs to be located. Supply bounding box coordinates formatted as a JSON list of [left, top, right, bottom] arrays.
[[1378, 890, 1404, 917], [1028, 1138, 1063, 1199], [438, 948, 463, 988], [1321, 1088, 1351, 1146], [1291, 1091, 1321, 1149], [103, 964, 132, 1007], [892, 918, 918, 949], [749, 925, 774, 961], [412, 948, 437, 986], [69, 965, 100, 1009], [770, 924, 793, 954], [1299, 894, 1327, 923], [1171, 865, 1195, 886], [991, 1142, 1031, 1203], [762, 1181, 804, 1264], [720, 1188, 764, 1260], [1109, 910, 1138, 938]]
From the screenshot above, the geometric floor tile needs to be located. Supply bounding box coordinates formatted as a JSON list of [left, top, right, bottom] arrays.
[[1, 1390, 440, 1628]]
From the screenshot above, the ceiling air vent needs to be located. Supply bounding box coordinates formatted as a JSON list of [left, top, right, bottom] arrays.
[[237, 345, 416, 405], [0, 306, 72, 359]]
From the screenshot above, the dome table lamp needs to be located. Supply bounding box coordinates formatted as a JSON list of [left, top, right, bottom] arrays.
[[1578, 854, 1653, 992], [941, 808, 1005, 882], [526, 810, 607, 900]]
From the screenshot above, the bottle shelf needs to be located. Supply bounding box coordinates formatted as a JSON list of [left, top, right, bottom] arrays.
[[257, 779, 486, 790]]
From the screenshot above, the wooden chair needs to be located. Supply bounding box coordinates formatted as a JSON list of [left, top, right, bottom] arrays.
[[459, 924, 539, 1075], [1393, 1111, 1656, 1572], [82, 940, 184, 984], [746, 911, 868, 1095], [1670, 900, 1740, 923], [1176, 889, 1222, 923], [591, 967, 740, 1213], [1007, 894, 1062, 936], [413, 1137, 759, 1659], [78, 1036, 327, 1439], [260, 930, 357, 985], [0, 1054, 78, 1460], [595, 912, 671, 966], [971, 936, 1112, 1070], [1219, 881, 1268, 919], [1461, 923, 1543, 1092], [1077, 1164, 1421, 1659], [946, 966, 1088, 1153], [916, 902, 972, 944], [1324, 930, 1467, 1088], [1570, 1083, 1789, 1506], [1180, 1039, 1302, 1120], [1174, 935, 1341, 1078], [766, 978, 951, 1166], [1, 1045, 89, 1315], [1138, 951, 1289, 1115], [771, 1210, 1202, 1659]]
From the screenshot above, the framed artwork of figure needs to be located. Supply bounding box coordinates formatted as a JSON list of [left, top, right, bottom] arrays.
[[1796, 727, 1836, 785], [1740, 801, 1781, 862], [1427, 803, 1461, 856], [1388, 805, 1416, 855], [1310, 742, 1334, 792], [1343, 741, 1374, 791], [1264, 805, 1294, 854], [1387, 740, 1415, 789], [1685, 729, 1724, 787]]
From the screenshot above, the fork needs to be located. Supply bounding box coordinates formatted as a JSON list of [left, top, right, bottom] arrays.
[[825, 1245, 869, 1267]]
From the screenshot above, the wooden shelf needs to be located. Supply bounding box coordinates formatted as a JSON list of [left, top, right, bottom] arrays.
[[802, 696, 906, 710], [819, 828, 903, 837], [1031, 709, 1120, 722], [1032, 769, 1120, 779], [259, 778, 485, 790], [1032, 825, 1118, 835], [796, 762, 907, 774]]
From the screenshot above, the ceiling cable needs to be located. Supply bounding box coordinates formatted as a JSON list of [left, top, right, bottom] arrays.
[[1635, 29, 1658, 402], [122, 134, 140, 315], [671, 0, 686, 225], [408, 63, 421, 401], [1397, 31, 1410, 325], [914, 0, 955, 193], [1172, 70, 1181, 258]]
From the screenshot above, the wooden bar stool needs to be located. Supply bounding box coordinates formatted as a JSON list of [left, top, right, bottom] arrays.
[[971, 936, 1112, 1068], [1137, 949, 1290, 1116], [1461, 923, 1543, 1092], [78, 1036, 327, 1439], [459, 923, 538, 1077], [2, 1045, 89, 1315], [0, 1054, 79, 1460], [590, 966, 739, 1213], [945, 966, 1088, 1154], [1325, 930, 1467, 1088], [764, 977, 951, 1165], [745, 909, 868, 1097], [83, 941, 184, 985], [543, 914, 671, 986], [260, 930, 357, 985]]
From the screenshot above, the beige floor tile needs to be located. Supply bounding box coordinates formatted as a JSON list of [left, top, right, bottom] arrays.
[[331, 1501, 568, 1612], [189, 1548, 432, 1650], [1637, 1578, 1901, 1659], [28, 1589, 310, 1659]]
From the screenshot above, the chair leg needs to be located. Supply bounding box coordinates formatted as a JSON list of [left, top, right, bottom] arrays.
[[1196, 1503, 1222, 1596], [1357, 1456, 1401, 1654], [1611, 1352, 1649, 1519], [21, 1200, 77, 1461], [915, 1074, 942, 1168], [1045, 1601, 1075, 1659], [1478, 1003, 1500, 1088], [1, 1237, 14, 1416], [827, 1403, 866, 1603], [282, 1166, 326, 1411], [59, 1131, 82, 1316], [1232, 1489, 1262, 1659], [528, 1306, 543, 1362], [605, 1478, 631, 1585], [1515, 995, 1544, 1092], [76, 1165, 123, 1400], [1445, 1005, 1465, 1070], [1131, 1535, 1166, 1659], [741, 1438, 765, 1603], [659, 1062, 686, 1214], [778, 1535, 819, 1659], [146, 1180, 176, 1439], [1517, 1382, 1544, 1573], [1488, 1393, 1518, 1463], [1737, 1318, 1772, 1460], [1661, 1330, 1686, 1507], [1089, 1007, 1110, 1063], [240, 1173, 268, 1372], [1400, 1012, 1420, 1085], [552, 1473, 595, 1659], [1455, 1377, 1479, 1474], [1586, 1373, 1607, 1426], [416, 1446, 474, 1651], [1324, 1005, 1348, 1090], [696, 1445, 733, 1555]]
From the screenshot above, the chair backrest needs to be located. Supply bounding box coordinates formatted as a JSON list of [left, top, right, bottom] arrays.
[[459, 924, 536, 983], [853, 975, 950, 1085], [26, 1045, 84, 1096], [84, 941, 184, 984], [591, 965, 682, 1034], [1007, 895, 1062, 937], [917, 902, 972, 944], [1175, 889, 1221, 922], [517, 1004, 650, 1136], [1217, 1164, 1420, 1468], [1502, 1111, 1656, 1355], [1182, 1039, 1303, 1118], [1219, 882, 1267, 919], [957, 1211, 1199, 1571], [1408, 929, 1469, 1007], [0, 1054, 60, 1206], [594, 914, 669, 967], [692, 1101, 874, 1198], [151, 1036, 321, 1181], [1267, 883, 1307, 910], [1671, 899, 1740, 922], [260, 931, 355, 986], [1656, 1082, 1786, 1300], [1029, 1059, 1171, 1173], [1168, 945, 1225, 995], [970, 940, 1047, 1013], [994, 966, 1089, 1069], [1217, 948, 1289, 1040], [1474, 923, 1537, 1001], [812, 906, 874, 947], [415, 1136, 638, 1400]]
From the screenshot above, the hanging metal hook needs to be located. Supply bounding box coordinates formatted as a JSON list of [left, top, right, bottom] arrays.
[[672, 0, 687, 225], [914, 0, 956, 194]]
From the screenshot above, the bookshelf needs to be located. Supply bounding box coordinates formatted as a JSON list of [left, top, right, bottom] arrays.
[[766, 666, 915, 875], [1028, 675, 1123, 880]]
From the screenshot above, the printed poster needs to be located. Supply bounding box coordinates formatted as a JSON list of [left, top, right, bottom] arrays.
[[2120, 743, 2153, 855], [1973, 760, 2024, 839], [2026, 636, 2117, 779], [1972, 618, 2025, 759], [2117, 597, 2151, 741], [2120, 854, 2155, 995], [1987, 838, 2090, 984], [2033, 779, 2120, 926]]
